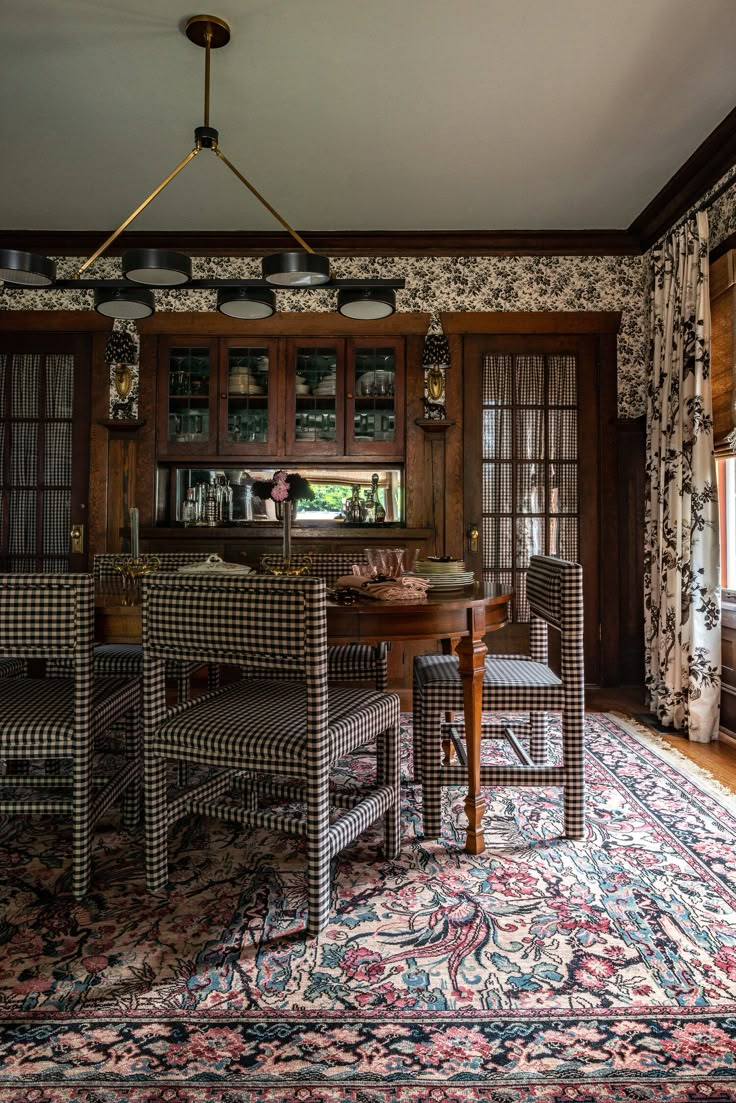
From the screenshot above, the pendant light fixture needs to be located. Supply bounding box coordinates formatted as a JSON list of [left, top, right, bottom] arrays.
[[0, 248, 56, 288], [0, 16, 403, 317], [337, 288, 396, 320], [216, 287, 275, 319]]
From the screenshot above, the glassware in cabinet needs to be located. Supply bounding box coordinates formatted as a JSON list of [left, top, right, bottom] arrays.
[[219, 340, 278, 455], [347, 338, 405, 456], [159, 340, 216, 455], [286, 339, 344, 455]]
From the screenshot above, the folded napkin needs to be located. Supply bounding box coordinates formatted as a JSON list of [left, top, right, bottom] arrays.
[[332, 576, 431, 602]]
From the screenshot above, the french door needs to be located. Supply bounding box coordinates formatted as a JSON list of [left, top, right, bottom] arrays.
[[463, 332, 611, 683], [0, 333, 91, 572]]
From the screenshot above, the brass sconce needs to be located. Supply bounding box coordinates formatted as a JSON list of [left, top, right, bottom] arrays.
[[112, 363, 133, 397], [422, 332, 450, 402], [105, 331, 137, 401]]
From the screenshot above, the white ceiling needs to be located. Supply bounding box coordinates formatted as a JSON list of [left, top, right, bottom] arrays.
[[2, 0, 736, 234]]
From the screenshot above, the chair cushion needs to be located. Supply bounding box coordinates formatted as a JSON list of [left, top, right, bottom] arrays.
[[327, 643, 385, 680], [149, 678, 399, 769], [0, 677, 140, 754], [414, 653, 564, 709], [0, 659, 26, 678]]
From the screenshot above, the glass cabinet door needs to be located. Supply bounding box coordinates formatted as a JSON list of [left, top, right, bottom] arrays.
[[347, 338, 405, 456], [158, 339, 216, 455], [219, 339, 278, 455], [285, 339, 344, 456]]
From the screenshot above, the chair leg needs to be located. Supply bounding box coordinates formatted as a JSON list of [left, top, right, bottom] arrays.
[[305, 783, 332, 936], [529, 711, 549, 764], [382, 725, 401, 860], [144, 745, 170, 893], [71, 742, 93, 899], [420, 704, 443, 839], [562, 707, 585, 839], [411, 680, 423, 784], [121, 709, 143, 830]]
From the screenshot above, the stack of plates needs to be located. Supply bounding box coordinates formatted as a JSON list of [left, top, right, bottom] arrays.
[[313, 372, 336, 396], [410, 559, 475, 590]]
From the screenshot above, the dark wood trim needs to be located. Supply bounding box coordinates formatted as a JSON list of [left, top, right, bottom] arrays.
[[0, 229, 640, 258], [441, 311, 622, 335], [629, 105, 736, 250], [415, 418, 456, 433], [598, 331, 621, 684], [88, 332, 111, 561], [97, 418, 146, 431], [137, 312, 431, 337], [0, 311, 113, 332]]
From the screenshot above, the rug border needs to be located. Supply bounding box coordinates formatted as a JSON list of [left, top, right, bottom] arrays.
[[603, 710, 736, 815]]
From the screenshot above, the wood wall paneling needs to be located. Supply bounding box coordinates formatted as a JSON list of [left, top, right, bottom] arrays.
[[710, 251, 736, 451]]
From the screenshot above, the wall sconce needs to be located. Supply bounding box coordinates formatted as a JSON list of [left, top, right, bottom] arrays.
[[105, 330, 138, 399], [112, 364, 133, 398], [422, 332, 450, 401]]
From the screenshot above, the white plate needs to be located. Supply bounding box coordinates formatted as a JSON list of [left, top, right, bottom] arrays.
[[230, 384, 264, 395]]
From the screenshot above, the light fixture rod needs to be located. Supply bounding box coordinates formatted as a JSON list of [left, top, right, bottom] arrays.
[[76, 147, 201, 278], [214, 146, 315, 255], [204, 26, 212, 127]]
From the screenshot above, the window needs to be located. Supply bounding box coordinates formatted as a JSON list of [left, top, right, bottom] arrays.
[[717, 454, 736, 600]]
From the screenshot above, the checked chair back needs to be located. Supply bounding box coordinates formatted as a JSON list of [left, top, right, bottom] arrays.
[[0, 574, 141, 897], [142, 573, 401, 934], [255, 552, 388, 690], [413, 555, 585, 841], [93, 552, 220, 700]]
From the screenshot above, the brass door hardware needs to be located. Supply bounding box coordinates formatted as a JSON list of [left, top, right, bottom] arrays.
[[467, 523, 479, 553], [70, 524, 85, 554]]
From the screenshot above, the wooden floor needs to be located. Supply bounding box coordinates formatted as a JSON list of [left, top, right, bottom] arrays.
[[398, 683, 736, 794]]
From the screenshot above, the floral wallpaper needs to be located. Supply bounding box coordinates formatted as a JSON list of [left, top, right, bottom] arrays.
[[0, 253, 649, 419], [2, 166, 736, 422]]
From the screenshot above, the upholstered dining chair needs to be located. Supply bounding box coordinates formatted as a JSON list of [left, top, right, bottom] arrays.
[[92, 552, 221, 700], [413, 555, 585, 840], [252, 552, 388, 690], [0, 574, 142, 897], [0, 658, 26, 677], [142, 573, 401, 935]]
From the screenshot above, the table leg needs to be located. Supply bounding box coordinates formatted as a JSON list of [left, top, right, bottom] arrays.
[[456, 606, 488, 854]]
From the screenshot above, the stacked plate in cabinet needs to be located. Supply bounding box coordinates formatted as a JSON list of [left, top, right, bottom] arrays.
[[409, 559, 475, 590]]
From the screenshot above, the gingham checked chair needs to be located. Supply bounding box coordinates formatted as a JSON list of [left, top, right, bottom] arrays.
[[251, 553, 388, 690], [413, 555, 585, 840], [0, 659, 26, 677], [142, 573, 401, 935], [91, 553, 220, 700], [0, 574, 142, 898]]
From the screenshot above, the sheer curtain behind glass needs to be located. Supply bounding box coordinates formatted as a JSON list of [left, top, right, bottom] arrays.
[[482, 353, 578, 623], [644, 211, 721, 742], [0, 352, 74, 572]]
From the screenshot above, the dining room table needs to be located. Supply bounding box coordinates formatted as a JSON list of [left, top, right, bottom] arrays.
[[95, 577, 512, 854]]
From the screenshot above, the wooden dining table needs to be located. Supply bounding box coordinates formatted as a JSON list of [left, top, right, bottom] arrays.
[[95, 579, 512, 854]]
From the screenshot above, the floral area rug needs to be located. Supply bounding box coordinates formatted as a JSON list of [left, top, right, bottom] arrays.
[[1, 712, 736, 1102]]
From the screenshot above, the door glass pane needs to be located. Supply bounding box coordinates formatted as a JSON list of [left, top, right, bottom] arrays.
[[481, 352, 579, 624], [483, 463, 512, 513], [167, 346, 210, 445], [2, 351, 75, 572], [294, 346, 337, 443], [353, 347, 396, 443], [482, 409, 512, 459], [227, 346, 270, 444]]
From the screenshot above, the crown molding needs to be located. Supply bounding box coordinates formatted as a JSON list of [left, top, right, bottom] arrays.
[[629, 105, 736, 251], [0, 228, 640, 258]]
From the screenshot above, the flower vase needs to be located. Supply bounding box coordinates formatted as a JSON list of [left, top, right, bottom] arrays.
[[276, 500, 298, 563]]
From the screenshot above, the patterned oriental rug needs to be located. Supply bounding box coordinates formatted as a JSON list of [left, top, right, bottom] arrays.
[[0, 713, 736, 1102]]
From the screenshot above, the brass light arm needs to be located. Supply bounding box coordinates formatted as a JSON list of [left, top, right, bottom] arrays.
[[76, 147, 201, 278], [214, 145, 315, 255]]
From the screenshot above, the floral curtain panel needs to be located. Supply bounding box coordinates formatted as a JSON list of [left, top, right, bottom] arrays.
[[644, 212, 721, 743]]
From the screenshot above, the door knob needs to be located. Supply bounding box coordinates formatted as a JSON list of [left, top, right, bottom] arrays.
[[70, 524, 85, 554], [467, 523, 479, 553]]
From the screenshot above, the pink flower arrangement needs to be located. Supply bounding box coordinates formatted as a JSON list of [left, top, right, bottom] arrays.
[[251, 470, 314, 504]]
